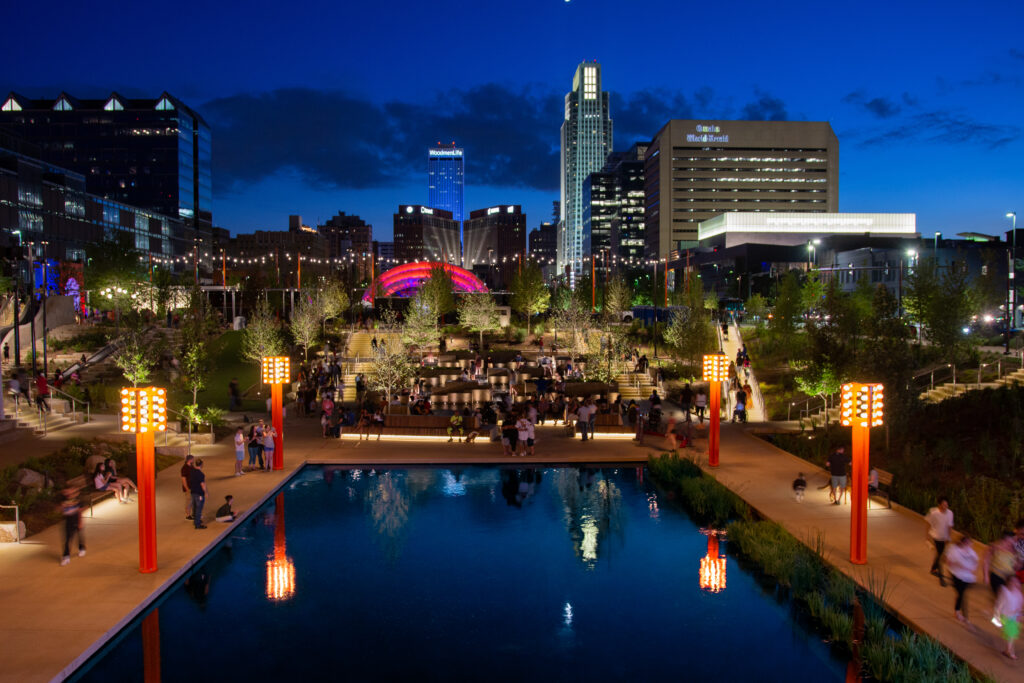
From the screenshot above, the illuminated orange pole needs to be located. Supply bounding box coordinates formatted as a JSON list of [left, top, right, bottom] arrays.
[[841, 382, 883, 565], [137, 429, 156, 572], [272, 383, 284, 470], [703, 353, 729, 468], [665, 259, 669, 306], [591, 254, 596, 312], [297, 254, 301, 290], [221, 250, 226, 288], [142, 608, 161, 683], [370, 254, 375, 306]]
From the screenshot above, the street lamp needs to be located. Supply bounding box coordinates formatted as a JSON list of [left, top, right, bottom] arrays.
[[1008, 212, 1018, 340], [119, 386, 167, 573], [840, 382, 883, 565], [262, 356, 290, 470], [702, 352, 730, 467], [933, 232, 941, 259], [806, 239, 820, 269]]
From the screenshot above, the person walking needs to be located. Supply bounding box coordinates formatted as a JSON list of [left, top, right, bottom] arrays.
[[985, 532, 1018, 597], [679, 383, 693, 422], [233, 427, 245, 476], [994, 576, 1024, 660], [35, 371, 51, 413], [189, 459, 208, 529], [515, 413, 531, 455], [577, 399, 593, 442], [945, 534, 978, 624], [926, 496, 954, 586], [694, 389, 708, 425], [180, 454, 195, 520], [59, 484, 85, 566], [825, 447, 850, 505]]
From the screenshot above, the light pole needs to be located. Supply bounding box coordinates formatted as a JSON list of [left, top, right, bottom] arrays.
[[806, 239, 820, 269], [702, 353, 730, 468], [933, 232, 941, 260], [1008, 212, 1017, 342], [119, 386, 167, 573], [262, 356, 290, 470], [840, 382, 883, 565]]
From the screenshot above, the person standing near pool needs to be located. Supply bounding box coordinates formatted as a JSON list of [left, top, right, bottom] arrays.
[[234, 427, 245, 476], [189, 459, 208, 529], [263, 425, 277, 471], [181, 454, 195, 520]]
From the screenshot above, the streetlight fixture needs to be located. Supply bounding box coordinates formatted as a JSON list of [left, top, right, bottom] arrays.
[[1008, 212, 1018, 342], [119, 386, 167, 573], [840, 382, 883, 565], [702, 353, 730, 467], [262, 356, 290, 470]]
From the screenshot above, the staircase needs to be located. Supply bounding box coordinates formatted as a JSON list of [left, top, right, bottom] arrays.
[[5, 397, 83, 436], [345, 331, 400, 359], [615, 371, 655, 401]]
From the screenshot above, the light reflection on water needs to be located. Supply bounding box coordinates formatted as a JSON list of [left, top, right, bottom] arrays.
[[70, 465, 848, 683]]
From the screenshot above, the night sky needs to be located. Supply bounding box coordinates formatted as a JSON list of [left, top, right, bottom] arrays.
[[5, 0, 1023, 240]]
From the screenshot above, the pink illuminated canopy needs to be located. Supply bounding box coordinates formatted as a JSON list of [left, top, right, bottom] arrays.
[[362, 262, 488, 302]]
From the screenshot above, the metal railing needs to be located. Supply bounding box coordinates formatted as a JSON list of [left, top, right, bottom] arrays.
[[48, 385, 90, 424], [0, 503, 21, 543]]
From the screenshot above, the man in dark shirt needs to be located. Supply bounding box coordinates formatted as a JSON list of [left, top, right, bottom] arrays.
[[189, 459, 208, 529], [180, 455, 194, 520], [826, 447, 851, 505]]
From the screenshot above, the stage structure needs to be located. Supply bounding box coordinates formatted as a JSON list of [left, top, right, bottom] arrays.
[[362, 261, 488, 302]]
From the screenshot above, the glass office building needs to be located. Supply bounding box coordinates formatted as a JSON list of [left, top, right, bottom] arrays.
[[0, 91, 213, 243], [428, 144, 464, 224], [559, 62, 613, 276]]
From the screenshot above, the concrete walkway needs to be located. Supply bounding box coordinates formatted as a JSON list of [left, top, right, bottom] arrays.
[[708, 423, 1017, 682], [0, 412, 1016, 682]]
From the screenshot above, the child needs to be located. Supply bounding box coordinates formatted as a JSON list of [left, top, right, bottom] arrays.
[[215, 495, 236, 523], [792, 472, 807, 502], [994, 575, 1023, 660]]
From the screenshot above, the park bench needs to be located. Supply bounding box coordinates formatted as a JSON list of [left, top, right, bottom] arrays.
[[86, 486, 116, 517], [870, 469, 894, 509], [383, 414, 453, 436], [593, 413, 633, 434]]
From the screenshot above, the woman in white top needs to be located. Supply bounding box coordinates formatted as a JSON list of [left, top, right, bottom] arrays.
[[995, 575, 1024, 660], [262, 427, 277, 470], [515, 415, 531, 455], [944, 535, 977, 623], [233, 427, 246, 476]]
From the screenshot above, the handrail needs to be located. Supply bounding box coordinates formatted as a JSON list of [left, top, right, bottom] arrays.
[[0, 503, 21, 543], [48, 385, 90, 424]]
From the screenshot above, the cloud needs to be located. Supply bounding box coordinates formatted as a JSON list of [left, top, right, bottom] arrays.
[[858, 110, 1019, 148], [843, 90, 902, 118], [203, 84, 794, 197], [740, 92, 788, 121]]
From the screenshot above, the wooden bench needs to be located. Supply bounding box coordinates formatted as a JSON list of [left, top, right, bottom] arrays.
[[86, 488, 116, 517], [870, 469, 894, 509], [593, 413, 633, 434], [383, 414, 452, 436]]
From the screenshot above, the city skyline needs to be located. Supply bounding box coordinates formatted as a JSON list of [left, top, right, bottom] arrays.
[[4, 0, 1022, 241]]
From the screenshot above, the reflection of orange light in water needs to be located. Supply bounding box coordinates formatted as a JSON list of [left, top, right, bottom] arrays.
[[265, 492, 295, 601], [699, 534, 727, 593]]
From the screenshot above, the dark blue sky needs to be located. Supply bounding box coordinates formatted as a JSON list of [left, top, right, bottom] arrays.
[[6, 0, 1023, 240]]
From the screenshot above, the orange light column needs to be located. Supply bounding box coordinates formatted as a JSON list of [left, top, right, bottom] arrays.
[[142, 608, 161, 683], [120, 387, 167, 574], [262, 357, 290, 471], [703, 353, 730, 468], [841, 382, 884, 565]]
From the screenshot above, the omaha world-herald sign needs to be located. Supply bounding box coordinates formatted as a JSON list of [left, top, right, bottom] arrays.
[[686, 124, 730, 143]]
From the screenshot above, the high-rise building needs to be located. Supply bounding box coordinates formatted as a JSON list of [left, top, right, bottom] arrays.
[[529, 222, 557, 266], [0, 137, 186, 263], [645, 120, 838, 259], [319, 211, 373, 278], [559, 62, 613, 275], [581, 142, 648, 266], [428, 143, 465, 224], [463, 205, 526, 288], [393, 205, 460, 264], [0, 91, 213, 243]]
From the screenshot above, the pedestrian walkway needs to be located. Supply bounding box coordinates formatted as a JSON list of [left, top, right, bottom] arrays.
[[719, 318, 766, 422], [709, 423, 1016, 682]]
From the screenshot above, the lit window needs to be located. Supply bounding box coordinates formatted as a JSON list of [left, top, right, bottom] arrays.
[[1, 97, 21, 111], [53, 96, 73, 111], [104, 97, 124, 111], [155, 96, 175, 111]]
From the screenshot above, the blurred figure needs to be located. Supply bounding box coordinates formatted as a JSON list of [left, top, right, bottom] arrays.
[[59, 484, 85, 565], [215, 495, 237, 523]]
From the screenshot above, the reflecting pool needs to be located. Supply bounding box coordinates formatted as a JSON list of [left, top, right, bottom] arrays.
[[71, 466, 847, 681]]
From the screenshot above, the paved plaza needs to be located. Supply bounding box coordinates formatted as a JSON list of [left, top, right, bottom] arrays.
[[0, 414, 1017, 682]]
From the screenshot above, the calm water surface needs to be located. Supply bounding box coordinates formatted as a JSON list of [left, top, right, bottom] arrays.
[[72, 465, 847, 681]]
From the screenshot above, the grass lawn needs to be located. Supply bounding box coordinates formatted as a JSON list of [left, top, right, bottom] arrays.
[[171, 330, 269, 412]]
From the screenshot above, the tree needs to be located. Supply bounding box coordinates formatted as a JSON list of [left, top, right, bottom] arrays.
[[368, 337, 415, 411], [794, 362, 842, 425], [290, 296, 321, 361], [400, 294, 437, 359], [179, 340, 211, 451], [906, 258, 975, 361], [510, 263, 550, 335], [419, 265, 455, 328], [458, 293, 501, 348], [801, 269, 824, 312], [604, 277, 630, 322], [745, 293, 769, 326], [315, 280, 350, 334], [664, 305, 717, 370], [114, 327, 155, 387], [556, 299, 591, 355], [770, 270, 803, 344], [241, 298, 285, 365], [585, 326, 631, 383]]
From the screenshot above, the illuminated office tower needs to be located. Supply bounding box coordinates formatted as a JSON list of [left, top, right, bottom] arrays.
[[428, 143, 465, 224], [559, 62, 613, 276]]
